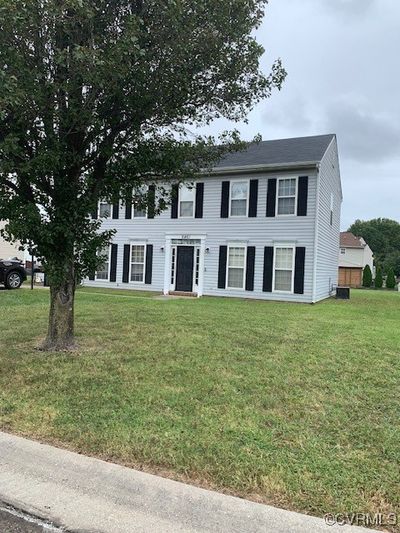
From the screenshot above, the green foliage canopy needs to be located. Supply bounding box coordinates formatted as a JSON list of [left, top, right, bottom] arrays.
[[0, 0, 286, 285], [349, 218, 400, 275]]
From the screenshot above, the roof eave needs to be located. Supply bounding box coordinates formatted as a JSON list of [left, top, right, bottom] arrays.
[[204, 160, 319, 176]]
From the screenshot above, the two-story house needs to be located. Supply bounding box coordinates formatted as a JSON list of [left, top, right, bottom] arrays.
[[84, 134, 342, 303], [338, 232, 374, 287]]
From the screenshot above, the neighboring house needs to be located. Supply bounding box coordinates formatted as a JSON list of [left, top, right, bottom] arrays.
[[338, 232, 374, 287], [83, 134, 342, 303], [0, 221, 23, 260]]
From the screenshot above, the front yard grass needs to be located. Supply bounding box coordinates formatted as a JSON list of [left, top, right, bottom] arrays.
[[0, 288, 399, 525]]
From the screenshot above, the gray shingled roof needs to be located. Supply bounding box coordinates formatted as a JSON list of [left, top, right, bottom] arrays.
[[216, 134, 335, 168]]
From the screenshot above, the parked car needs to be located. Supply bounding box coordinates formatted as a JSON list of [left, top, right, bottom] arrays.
[[0, 259, 27, 289]]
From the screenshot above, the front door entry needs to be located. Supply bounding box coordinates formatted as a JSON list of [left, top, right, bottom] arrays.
[[175, 246, 194, 292]]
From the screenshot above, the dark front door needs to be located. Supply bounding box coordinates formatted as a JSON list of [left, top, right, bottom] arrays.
[[175, 246, 194, 292]]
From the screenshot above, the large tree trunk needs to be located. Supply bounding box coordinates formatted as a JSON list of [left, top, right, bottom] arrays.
[[41, 266, 76, 351]]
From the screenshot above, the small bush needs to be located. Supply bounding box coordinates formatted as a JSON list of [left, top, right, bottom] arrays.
[[386, 268, 396, 289], [362, 265, 373, 287], [374, 267, 383, 289]]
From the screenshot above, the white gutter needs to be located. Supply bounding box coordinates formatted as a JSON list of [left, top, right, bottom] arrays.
[[203, 160, 319, 175]]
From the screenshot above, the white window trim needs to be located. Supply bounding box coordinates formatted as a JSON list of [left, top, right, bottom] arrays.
[[95, 245, 111, 281], [276, 177, 298, 217], [226, 244, 247, 290], [229, 179, 250, 218], [178, 184, 196, 219], [272, 245, 295, 294], [129, 242, 147, 284], [98, 200, 113, 219], [132, 186, 148, 218]]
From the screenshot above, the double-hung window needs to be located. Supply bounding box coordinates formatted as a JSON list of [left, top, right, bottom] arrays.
[[179, 185, 195, 217], [274, 247, 294, 292], [227, 246, 246, 289], [96, 246, 110, 280], [277, 178, 297, 215], [230, 181, 248, 217], [133, 187, 147, 218], [130, 244, 146, 282], [99, 200, 112, 218]]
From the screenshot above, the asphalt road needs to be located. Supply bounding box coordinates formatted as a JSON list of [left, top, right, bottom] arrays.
[[0, 508, 48, 532]]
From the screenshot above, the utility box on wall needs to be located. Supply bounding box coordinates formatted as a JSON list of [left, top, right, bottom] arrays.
[[336, 286, 350, 300]]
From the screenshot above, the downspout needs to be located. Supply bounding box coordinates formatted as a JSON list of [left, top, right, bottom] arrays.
[[312, 163, 321, 303]]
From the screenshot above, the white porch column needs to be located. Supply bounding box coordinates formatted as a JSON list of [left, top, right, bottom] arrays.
[[163, 237, 172, 295], [198, 238, 206, 297]]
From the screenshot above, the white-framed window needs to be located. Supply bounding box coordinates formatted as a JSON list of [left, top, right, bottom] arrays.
[[130, 244, 146, 283], [96, 246, 110, 281], [227, 245, 246, 289], [340, 248, 346, 255], [230, 181, 249, 217], [273, 246, 294, 292], [99, 200, 112, 218], [276, 178, 297, 216], [133, 187, 148, 218], [179, 184, 195, 218]]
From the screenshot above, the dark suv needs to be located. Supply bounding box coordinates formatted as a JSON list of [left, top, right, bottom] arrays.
[[0, 259, 27, 289]]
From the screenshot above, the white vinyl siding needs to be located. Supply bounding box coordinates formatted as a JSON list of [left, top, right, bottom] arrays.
[[230, 181, 248, 217], [227, 245, 246, 289], [96, 246, 110, 281], [273, 246, 294, 292], [179, 185, 195, 218], [130, 244, 146, 283], [85, 172, 320, 303], [277, 178, 297, 216]]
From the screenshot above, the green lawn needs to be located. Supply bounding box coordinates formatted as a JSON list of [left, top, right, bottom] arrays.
[[1, 288, 399, 524]]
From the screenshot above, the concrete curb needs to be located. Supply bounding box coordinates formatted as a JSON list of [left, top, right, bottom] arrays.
[[0, 432, 375, 533]]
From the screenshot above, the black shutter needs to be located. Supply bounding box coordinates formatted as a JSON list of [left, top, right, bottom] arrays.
[[110, 244, 118, 282], [88, 271, 95, 281], [248, 180, 258, 217], [195, 182, 204, 218], [245, 246, 256, 291], [171, 184, 179, 218], [122, 244, 130, 283], [218, 246, 227, 288], [294, 247, 306, 294], [125, 190, 132, 219], [145, 244, 153, 284], [112, 202, 119, 219], [91, 206, 98, 220], [263, 246, 274, 292], [297, 176, 309, 216], [266, 179, 277, 217], [220, 181, 230, 218], [147, 185, 155, 219]]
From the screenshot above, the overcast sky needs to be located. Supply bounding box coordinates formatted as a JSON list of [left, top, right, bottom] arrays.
[[200, 0, 400, 230]]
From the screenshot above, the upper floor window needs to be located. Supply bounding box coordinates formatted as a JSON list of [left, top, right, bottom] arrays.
[[274, 247, 294, 292], [96, 246, 110, 280], [179, 185, 195, 218], [130, 244, 146, 282], [230, 181, 248, 217], [340, 248, 346, 255], [277, 178, 297, 216], [99, 200, 112, 218], [133, 186, 148, 218], [227, 245, 246, 289]]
